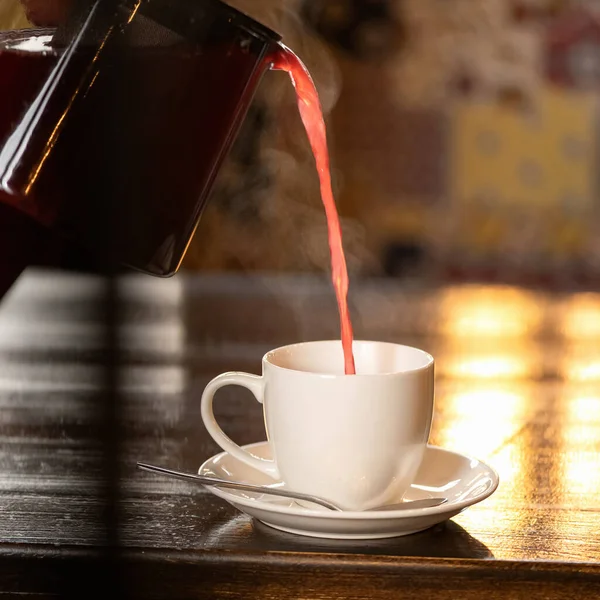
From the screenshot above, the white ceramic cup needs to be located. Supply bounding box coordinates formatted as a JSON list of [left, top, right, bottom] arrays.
[[201, 340, 435, 511]]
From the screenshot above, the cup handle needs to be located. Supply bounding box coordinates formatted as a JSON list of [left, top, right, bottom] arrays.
[[200, 372, 279, 479]]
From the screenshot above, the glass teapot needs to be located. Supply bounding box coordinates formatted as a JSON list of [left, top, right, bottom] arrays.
[[0, 0, 281, 288]]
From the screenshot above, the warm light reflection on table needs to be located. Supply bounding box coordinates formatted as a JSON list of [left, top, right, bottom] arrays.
[[430, 379, 532, 548], [558, 292, 600, 340], [559, 389, 600, 502], [432, 383, 529, 457], [4, 271, 600, 569], [439, 285, 544, 338], [559, 342, 600, 382], [431, 283, 600, 557], [437, 339, 542, 380]]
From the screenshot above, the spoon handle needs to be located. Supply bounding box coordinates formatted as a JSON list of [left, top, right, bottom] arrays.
[[137, 462, 447, 512], [136, 462, 341, 510]]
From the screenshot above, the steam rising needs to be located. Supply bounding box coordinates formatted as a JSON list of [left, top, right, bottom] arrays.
[[186, 0, 375, 276]]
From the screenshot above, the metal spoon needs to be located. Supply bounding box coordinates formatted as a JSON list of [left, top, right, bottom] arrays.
[[137, 462, 448, 512]]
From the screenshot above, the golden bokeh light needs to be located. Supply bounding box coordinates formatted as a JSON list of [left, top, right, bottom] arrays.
[[559, 342, 600, 383], [559, 293, 600, 340], [439, 285, 543, 338], [437, 335, 541, 381], [432, 383, 530, 460], [442, 351, 535, 380], [559, 390, 600, 500]]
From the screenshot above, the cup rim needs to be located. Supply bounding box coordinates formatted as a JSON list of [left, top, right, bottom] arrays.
[[263, 340, 434, 377]]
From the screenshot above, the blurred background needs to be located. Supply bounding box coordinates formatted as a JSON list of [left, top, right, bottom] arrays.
[[192, 0, 600, 291], [4, 0, 600, 291]]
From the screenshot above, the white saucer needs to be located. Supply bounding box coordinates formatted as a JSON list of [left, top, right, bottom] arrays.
[[199, 442, 499, 540]]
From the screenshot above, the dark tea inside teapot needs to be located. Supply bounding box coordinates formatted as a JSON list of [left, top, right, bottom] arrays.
[[0, 0, 280, 278]]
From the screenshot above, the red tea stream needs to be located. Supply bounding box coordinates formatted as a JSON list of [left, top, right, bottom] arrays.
[[0, 33, 357, 371], [271, 45, 356, 375]]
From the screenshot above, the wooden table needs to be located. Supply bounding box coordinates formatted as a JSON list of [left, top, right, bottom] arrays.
[[1, 268, 599, 598]]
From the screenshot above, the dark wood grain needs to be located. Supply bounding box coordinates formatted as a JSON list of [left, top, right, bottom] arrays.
[[1, 269, 600, 598], [1, 546, 600, 600]]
